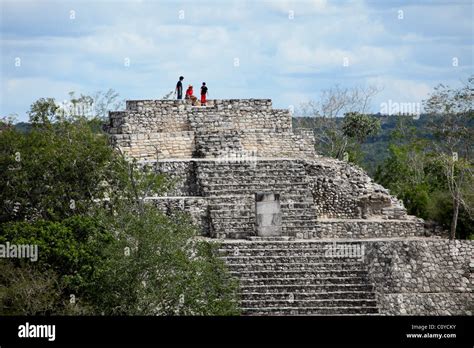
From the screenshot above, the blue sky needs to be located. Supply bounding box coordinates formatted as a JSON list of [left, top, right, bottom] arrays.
[[1, 0, 472, 121]]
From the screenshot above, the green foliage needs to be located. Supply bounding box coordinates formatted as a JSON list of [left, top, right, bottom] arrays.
[[0, 116, 126, 222], [0, 94, 239, 315], [342, 112, 381, 144], [28, 98, 60, 125], [375, 117, 474, 239], [0, 216, 112, 289], [89, 205, 239, 315], [0, 260, 64, 315], [293, 112, 380, 166]]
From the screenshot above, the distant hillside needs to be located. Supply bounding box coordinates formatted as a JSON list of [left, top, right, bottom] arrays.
[[14, 122, 32, 133], [293, 114, 443, 176]]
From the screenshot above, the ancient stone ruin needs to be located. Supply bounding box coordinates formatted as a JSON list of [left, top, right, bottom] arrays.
[[105, 99, 472, 315]]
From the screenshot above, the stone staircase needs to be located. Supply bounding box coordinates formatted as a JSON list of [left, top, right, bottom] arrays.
[[219, 240, 379, 315], [209, 200, 254, 239], [196, 159, 318, 238]]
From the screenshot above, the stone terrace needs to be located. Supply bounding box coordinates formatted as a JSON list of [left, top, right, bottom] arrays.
[[106, 99, 472, 315]]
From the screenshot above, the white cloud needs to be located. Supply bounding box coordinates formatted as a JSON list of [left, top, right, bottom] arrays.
[[367, 76, 433, 109], [1, 0, 472, 120], [1, 77, 85, 117]]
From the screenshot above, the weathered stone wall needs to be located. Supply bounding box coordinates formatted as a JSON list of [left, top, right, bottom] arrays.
[[111, 131, 195, 160], [109, 107, 190, 133], [145, 158, 426, 239], [145, 196, 210, 234], [240, 129, 316, 159], [111, 99, 291, 134], [153, 160, 200, 196], [312, 219, 425, 239], [365, 239, 473, 315], [105, 99, 314, 160], [305, 158, 406, 219], [194, 129, 244, 158]]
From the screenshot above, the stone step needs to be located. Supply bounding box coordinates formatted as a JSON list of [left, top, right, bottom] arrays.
[[230, 270, 370, 279], [210, 211, 253, 217], [282, 204, 317, 210], [198, 172, 306, 178], [222, 256, 364, 263], [213, 232, 252, 239], [198, 176, 307, 184], [210, 206, 316, 213], [227, 262, 366, 272], [208, 204, 254, 211], [198, 169, 306, 176], [200, 188, 313, 196], [211, 215, 254, 221], [213, 229, 254, 235], [246, 236, 295, 241], [239, 284, 374, 293], [240, 277, 370, 286], [200, 177, 307, 183], [282, 218, 319, 223], [240, 291, 375, 301], [211, 208, 315, 216], [241, 306, 379, 315], [199, 180, 308, 187], [281, 221, 318, 228], [197, 162, 304, 170], [198, 164, 305, 169], [202, 187, 309, 194], [204, 190, 310, 197], [211, 224, 254, 230], [281, 222, 319, 229], [240, 299, 377, 308], [219, 247, 339, 257], [219, 242, 364, 250]]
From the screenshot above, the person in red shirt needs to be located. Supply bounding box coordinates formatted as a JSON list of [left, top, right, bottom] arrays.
[[185, 85, 198, 105], [185, 85, 193, 98], [200, 82, 208, 106]]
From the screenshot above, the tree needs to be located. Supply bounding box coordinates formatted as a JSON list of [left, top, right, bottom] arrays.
[[375, 111, 474, 239], [342, 112, 381, 144], [88, 159, 239, 315], [295, 85, 382, 161], [28, 98, 60, 125], [375, 118, 435, 218], [0, 217, 109, 315], [423, 76, 474, 239], [0, 261, 65, 315], [90, 205, 239, 315], [0, 97, 239, 315], [340, 112, 381, 162], [0, 116, 124, 222]]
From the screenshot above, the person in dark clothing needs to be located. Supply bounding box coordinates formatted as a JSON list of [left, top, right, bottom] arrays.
[[175, 76, 184, 99], [200, 82, 208, 106]]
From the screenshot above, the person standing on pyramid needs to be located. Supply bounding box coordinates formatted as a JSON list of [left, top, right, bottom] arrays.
[[175, 76, 184, 100], [200, 82, 208, 106]]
